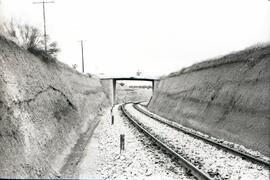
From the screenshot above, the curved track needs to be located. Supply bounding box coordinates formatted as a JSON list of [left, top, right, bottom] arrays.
[[133, 103, 270, 167], [121, 103, 213, 180]]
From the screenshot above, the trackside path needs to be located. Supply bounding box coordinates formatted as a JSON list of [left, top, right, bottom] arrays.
[[77, 104, 196, 179]]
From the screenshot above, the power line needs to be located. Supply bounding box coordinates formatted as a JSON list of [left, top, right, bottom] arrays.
[[33, 0, 55, 52]]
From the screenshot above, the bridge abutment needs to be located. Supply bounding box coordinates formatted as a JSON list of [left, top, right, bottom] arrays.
[[100, 79, 114, 105]]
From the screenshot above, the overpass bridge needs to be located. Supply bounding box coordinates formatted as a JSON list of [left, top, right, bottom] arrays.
[[99, 75, 160, 105]]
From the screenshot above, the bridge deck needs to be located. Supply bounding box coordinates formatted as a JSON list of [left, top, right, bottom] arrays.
[[99, 75, 159, 81]]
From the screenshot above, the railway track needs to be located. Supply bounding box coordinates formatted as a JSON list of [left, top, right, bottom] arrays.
[[121, 103, 269, 180], [133, 103, 270, 168], [121, 103, 213, 180]]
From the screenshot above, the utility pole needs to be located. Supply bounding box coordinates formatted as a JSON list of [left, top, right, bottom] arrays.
[[136, 69, 142, 76], [33, 0, 55, 52], [78, 40, 86, 73]]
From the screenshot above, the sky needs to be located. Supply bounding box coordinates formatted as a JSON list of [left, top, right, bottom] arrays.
[[0, 0, 270, 77]]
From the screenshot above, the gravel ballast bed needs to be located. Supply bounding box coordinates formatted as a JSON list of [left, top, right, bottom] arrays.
[[136, 104, 270, 164], [125, 104, 269, 180], [78, 104, 195, 179]]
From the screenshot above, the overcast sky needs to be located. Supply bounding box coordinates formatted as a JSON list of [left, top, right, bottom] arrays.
[[1, 0, 269, 77]]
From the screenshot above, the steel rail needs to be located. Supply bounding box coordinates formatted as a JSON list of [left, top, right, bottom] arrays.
[[133, 103, 270, 167], [121, 104, 213, 180]]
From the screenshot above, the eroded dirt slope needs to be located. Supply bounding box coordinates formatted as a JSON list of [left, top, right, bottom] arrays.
[[0, 36, 109, 178], [148, 45, 270, 156]]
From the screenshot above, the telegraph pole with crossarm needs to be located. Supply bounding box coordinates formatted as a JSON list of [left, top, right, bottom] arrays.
[[33, 0, 55, 52]]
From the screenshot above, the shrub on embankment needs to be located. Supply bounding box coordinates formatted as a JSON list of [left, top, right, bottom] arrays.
[[0, 35, 110, 178], [148, 45, 270, 157], [1, 21, 60, 62]]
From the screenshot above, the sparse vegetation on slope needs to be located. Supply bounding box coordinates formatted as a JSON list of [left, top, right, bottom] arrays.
[[0, 21, 60, 62], [167, 44, 270, 78]]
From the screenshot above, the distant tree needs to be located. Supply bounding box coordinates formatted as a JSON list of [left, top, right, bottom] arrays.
[[86, 73, 92, 78], [72, 64, 78, 69]]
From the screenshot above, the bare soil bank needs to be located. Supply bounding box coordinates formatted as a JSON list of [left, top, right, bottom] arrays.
[[0, 36, 109, 178], [148, 45, 270, 157]]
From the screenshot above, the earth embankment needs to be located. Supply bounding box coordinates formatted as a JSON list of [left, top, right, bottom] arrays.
[[148, 45, 270, 156], [0, 36, 109, 178]]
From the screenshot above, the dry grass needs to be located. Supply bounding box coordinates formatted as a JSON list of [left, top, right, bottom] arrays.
[[0, 21, 60, 62], [167, 44, 270, 78]]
